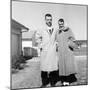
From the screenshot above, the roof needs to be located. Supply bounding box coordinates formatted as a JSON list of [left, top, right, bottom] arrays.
[[22, 38, 32, 41], [11, 19, 29, 32]]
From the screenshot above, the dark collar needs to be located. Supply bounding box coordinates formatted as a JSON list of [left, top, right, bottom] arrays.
[[58, 27, 69, 34]]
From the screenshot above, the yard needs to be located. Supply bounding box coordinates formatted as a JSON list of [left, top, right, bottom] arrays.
[[11, 54, 88, 89]]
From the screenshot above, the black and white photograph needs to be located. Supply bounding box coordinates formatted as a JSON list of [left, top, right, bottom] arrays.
[[11, 0, 88, 89]]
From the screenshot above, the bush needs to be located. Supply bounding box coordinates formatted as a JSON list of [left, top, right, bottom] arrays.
[[11, 55, 26, 70], [23, 56, 33, 60]]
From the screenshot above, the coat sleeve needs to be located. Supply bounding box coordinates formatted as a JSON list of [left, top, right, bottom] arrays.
[[35, 31, 41, 43], [54, 29, 59, 51], [67, 28, 75, 41], [37, 30, 48, 49], [67, 28, 78, 50], [35, 31, 43, 49]]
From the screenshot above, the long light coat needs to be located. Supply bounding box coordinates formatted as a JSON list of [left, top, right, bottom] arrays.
[[36, 28, 58, 72], [56, 27, 77, 76]]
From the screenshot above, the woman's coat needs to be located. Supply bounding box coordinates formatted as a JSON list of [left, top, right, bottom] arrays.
[[56, 27, 77, 76]]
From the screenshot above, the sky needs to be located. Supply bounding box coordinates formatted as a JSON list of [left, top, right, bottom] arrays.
[[12, 1, 87, 40]]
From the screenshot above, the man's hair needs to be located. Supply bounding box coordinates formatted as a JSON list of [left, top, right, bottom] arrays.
[[45, 13, 52, 19], [58, 18, 64, 23]]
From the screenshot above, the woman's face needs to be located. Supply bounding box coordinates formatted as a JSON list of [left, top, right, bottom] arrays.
[[58, 21, 64, 28]]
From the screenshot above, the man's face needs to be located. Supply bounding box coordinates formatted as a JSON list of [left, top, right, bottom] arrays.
[[45, 16, 52, 27], [58, 21, 64, 28]]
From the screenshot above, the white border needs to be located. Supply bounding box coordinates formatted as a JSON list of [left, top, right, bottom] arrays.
[[0, 0, 89, 90]]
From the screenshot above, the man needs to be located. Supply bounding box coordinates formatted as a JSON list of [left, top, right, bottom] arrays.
[[56, 18, 78, 86], [36, 14, 59, 87]]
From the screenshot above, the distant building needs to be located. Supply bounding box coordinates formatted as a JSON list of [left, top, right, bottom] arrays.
[[22, 38, 38, 57], [74, 40, 87, 56], [22, 38, 32, 49], [74, 40, 87, 47], [11, 19, 29, 60]]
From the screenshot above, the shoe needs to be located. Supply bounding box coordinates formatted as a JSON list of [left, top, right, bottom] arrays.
[[47, 83, 51, 87], [40, 84, 47, 88], [63, 82, 70, 86]]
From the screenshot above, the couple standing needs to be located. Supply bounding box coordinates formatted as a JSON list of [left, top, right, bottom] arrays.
[[36, 14, 78, 87]]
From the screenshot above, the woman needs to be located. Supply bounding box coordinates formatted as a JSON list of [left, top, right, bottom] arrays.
[[56, 18, 78, 86]]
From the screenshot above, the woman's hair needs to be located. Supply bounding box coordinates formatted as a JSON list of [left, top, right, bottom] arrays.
[[58, 18, 64, 23]]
